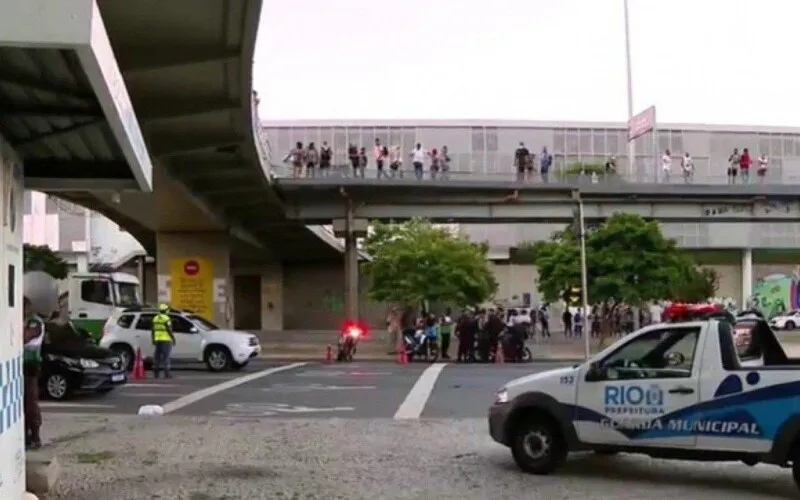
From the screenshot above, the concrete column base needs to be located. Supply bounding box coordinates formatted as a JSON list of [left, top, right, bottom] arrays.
[[26, 452, 60, 495]]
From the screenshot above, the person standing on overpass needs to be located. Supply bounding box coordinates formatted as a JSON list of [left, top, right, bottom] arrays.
[[23, 296, 45, 449], [152, 304, 176, 379]]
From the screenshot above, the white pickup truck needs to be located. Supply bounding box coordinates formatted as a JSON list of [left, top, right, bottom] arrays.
[[488, 316, 800, 491]]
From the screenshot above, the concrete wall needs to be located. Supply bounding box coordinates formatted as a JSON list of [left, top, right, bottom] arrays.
[[282, 263, 386, 330], [0, 132, 25, 498]]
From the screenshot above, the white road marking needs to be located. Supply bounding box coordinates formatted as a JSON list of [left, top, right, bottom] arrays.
[[261, 383, 377, 392], [160, 362, 307, 414], [296, 370, 392, 378], [211, 402, 354, 417], [120, 392, 186, 398], [40, 402, 117, 409], [122, 383, 179, 388], [393, 363, 446, 420]]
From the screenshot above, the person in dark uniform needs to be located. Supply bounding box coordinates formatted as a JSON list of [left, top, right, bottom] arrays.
[[456, 308, 478, 363], [23, 296, 45, 449]]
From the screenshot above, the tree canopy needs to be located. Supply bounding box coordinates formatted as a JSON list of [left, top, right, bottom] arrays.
[[520, 213, 718, 306], [362, 219, 498, 306], [23, 244, 69, 279]]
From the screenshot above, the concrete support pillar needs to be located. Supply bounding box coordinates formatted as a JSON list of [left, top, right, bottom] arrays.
[[155, 232, 232, 328], [333, 214, 368, 322], [0, 132, 25, 499], [259, 264, 284, 331], [742, 248, 753, 308]]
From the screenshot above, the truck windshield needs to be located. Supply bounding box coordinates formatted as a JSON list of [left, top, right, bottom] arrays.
[[114, 282, 141, 307]]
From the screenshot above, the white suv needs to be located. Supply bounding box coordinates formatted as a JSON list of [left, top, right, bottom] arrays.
[[99, 307, 261, 372]]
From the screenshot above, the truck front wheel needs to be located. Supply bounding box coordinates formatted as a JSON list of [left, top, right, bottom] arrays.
[[510, 415, 567, 474]]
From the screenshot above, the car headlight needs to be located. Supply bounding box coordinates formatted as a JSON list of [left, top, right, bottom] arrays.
[[80, 358, 99, 369], [495, 388, 509, 404]]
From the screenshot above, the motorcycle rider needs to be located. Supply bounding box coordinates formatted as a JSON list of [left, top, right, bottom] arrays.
[[484, 309, 506, 360]]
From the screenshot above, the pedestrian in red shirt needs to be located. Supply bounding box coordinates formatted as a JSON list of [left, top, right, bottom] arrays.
[[740, 148, 752, 184]]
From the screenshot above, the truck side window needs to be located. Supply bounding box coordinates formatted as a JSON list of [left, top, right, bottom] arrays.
[[80, 280, 112, 305], [597, 327, 700, 380]]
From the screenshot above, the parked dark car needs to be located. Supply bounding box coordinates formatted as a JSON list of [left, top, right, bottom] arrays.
[[40, 322, 128, 400]]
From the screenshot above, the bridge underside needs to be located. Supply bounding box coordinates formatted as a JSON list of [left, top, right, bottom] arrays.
[[31, 0, 342, 264]]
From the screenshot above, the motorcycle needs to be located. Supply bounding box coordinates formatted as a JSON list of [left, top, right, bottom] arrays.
[[337, 324, 362, 362], [403, 330, 440, 363]]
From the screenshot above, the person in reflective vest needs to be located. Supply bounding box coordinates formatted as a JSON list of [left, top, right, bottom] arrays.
[[151, 304, 176, 378], [23, 296, 45, 449]]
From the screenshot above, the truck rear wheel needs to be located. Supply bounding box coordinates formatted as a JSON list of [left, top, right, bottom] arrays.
[[510, 416, 567, 474]]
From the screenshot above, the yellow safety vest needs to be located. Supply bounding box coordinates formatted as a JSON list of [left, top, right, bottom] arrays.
[[152, 313, 172, 343]]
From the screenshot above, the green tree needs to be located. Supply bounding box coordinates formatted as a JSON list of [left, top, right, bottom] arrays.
[[23, 244, 69, 279], [363, 219, 498, 306], [521, 213, 717, 340]]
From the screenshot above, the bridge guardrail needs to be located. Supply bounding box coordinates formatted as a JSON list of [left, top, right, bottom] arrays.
[[267, 162, 798, 186], [251, 91, 273, 182]]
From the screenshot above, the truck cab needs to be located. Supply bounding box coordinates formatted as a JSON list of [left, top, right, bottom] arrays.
[[489, 317, 800, 491], [68, 272, 141, 340]]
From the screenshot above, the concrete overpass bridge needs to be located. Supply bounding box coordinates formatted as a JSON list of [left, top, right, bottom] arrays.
[[8, 0, 362, 332], [274, 176, 800, 224]]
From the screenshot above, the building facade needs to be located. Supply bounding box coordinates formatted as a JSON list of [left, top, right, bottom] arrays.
[[263, 119, 800, 309]]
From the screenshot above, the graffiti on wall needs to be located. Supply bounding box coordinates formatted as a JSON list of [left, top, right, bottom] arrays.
[[751, 268, 800, 319]]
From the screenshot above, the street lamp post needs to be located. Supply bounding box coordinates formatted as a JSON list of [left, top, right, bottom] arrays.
[[573, 191, 591, 359], [624, 0, 635, 178]]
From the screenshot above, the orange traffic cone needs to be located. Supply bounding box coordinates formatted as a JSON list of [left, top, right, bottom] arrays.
[[495, 345, 505, 364], [132, 348, 146, 380], [325, 344, 333, 364]]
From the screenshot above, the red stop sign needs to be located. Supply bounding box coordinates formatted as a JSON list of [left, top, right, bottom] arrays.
[[183, 260, 200, 276]]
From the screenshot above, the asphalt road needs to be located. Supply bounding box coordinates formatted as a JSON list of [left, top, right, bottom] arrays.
[[41, 360, 566, 418]]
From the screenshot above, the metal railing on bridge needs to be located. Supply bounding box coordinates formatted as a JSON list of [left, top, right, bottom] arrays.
[[267, 160, 800, 186]]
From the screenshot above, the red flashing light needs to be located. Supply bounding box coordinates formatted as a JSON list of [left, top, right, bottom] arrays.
[[340, 319, 368, 339]]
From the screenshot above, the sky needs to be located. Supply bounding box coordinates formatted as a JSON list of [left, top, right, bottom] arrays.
[[254, 0, 799, 126]]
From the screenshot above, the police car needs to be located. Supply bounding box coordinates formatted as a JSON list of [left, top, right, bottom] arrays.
[[488, 315, 800, 490]]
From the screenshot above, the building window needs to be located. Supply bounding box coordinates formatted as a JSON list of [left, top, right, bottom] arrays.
[[486, 127, 498, 152], [578, 130, 592, 154], [566, 130, 579, 154], [592, 130, 606, 156], [553, 129, 566, 154], [471, 127, 485, 151], [658, 131, 670, 153]]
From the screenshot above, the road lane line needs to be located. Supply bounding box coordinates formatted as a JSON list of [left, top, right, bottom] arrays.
[[393, 363, 446, 420], [123, 383, 179, 388], [41, 402, 117, 409], [120, 392, 186, 398], [161, 362, 307, 414]]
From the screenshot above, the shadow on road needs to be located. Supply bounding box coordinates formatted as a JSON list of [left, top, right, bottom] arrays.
[[489, 452, 796, 498]]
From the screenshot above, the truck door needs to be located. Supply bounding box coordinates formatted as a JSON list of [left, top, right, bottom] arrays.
[[72, 277, 114, 339], [575, 325, 702, 447]]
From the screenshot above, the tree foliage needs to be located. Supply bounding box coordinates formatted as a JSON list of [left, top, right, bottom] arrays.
[[362, 219, 498, 306], [520, 213, 718, 306], [24, 244, 69, 279]]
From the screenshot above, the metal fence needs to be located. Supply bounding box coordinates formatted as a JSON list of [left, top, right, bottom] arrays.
[[267, 160, 797, 186]]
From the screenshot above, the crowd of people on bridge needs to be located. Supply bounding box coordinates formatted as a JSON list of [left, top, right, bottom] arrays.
[[282, 137, 772, 184]]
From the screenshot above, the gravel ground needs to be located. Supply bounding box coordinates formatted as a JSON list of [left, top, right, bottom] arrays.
[[40, 414, 796, 500]]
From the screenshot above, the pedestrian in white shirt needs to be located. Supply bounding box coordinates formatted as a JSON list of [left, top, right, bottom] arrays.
[[410, 143, 426, 180], [661, 149, 672, 183], [681, 152, 694, 183], [757, 154, 768, 183]]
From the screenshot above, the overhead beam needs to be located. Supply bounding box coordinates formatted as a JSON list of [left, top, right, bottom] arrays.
[[149, 133, 243, 157], [25, 177, 138, 191], [0, 70, 94, 102], [137, 98, 239, 122], [116, 47, 241, 73], [0, 103, 102, 120], [23, 159, 132, 179], [12, 120, 103, 148], [189, 183, 265, 196], [172, 166, 251, 182]]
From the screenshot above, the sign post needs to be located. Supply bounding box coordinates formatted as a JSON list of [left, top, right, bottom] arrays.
[[627, 106, 656, 182]]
